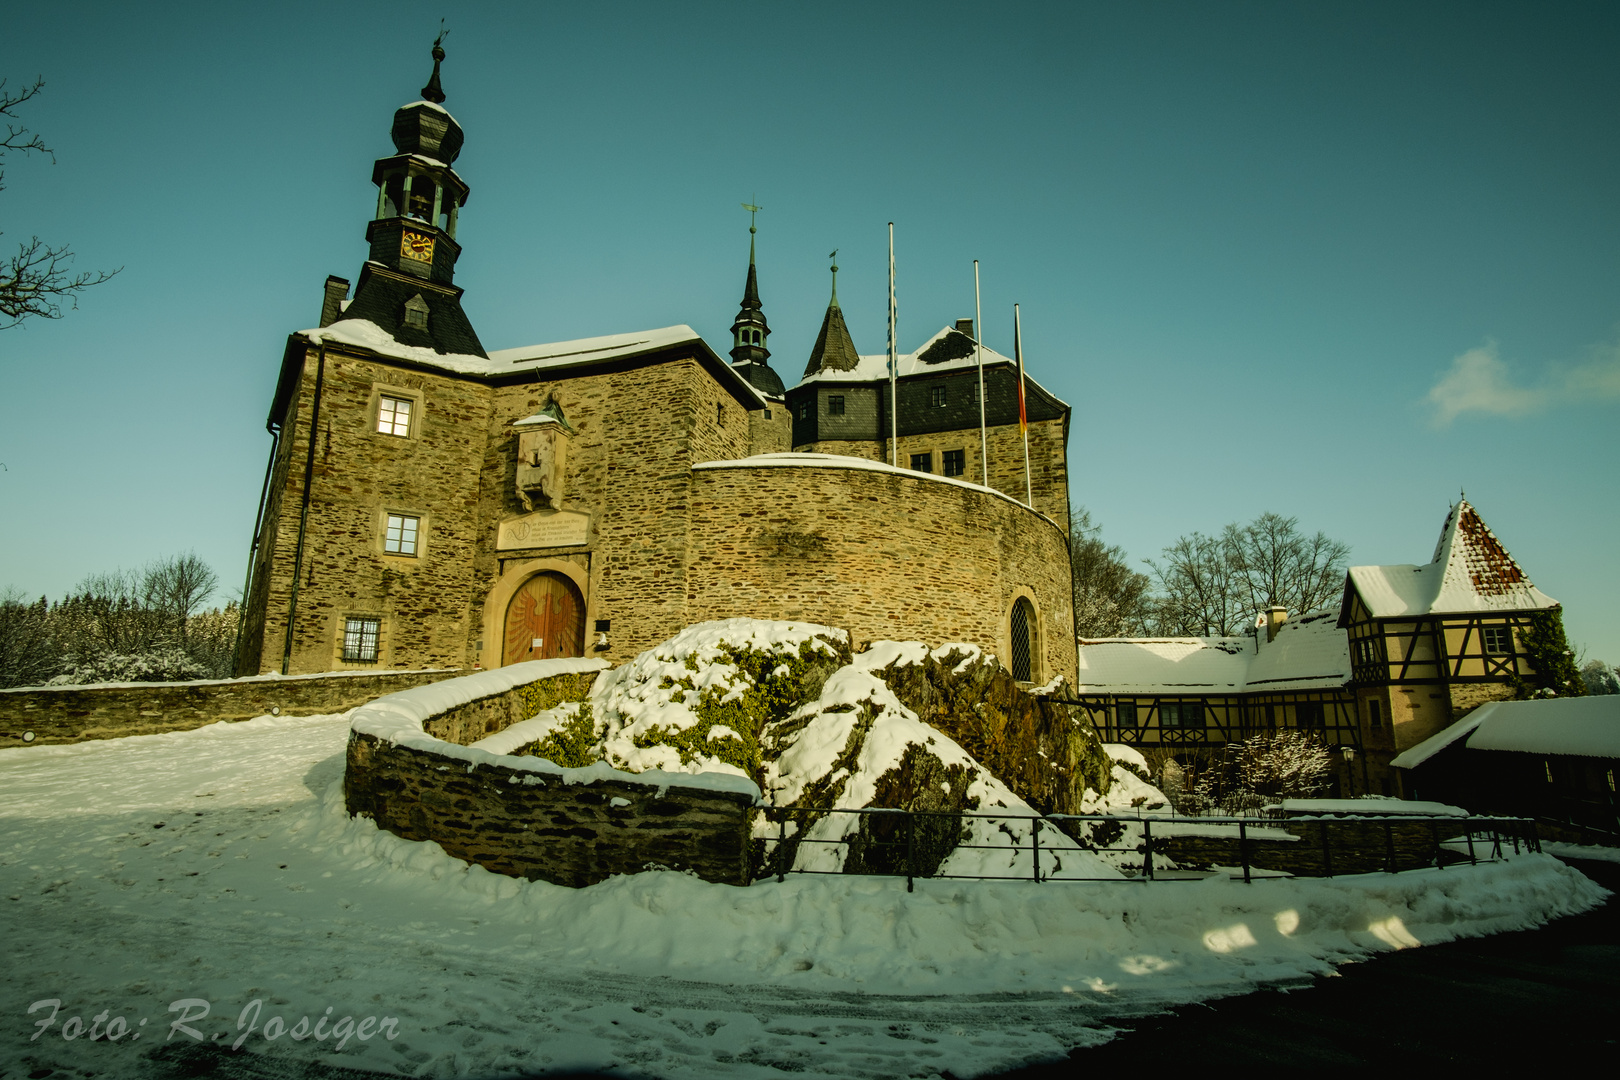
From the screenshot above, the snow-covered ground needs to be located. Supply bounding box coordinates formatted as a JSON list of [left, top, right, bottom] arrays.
[[1, 713, 1607, 1079]]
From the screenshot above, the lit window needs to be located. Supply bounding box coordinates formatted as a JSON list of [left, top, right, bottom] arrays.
[[378, 395, 413, 437], [943, 449, 965, 477], [930, 385, 947, 407], [1482, 626, 1512, 654], [910, 453, 932, 473], [384, 513, 419, 555], [828, 395, 845, 416], [343, 617, 380, 663]]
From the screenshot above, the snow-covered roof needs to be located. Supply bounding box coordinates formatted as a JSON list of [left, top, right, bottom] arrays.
[[792, 325, 1062, 402], [1076, 609, 1351, 695], [693, 453, 1062, 527], [1464, 696, 1620, 759], [298, 320, 767, 406], [1393, 695, 1620, 768], [1389, 709, 1490, 770], [1346, 500, 1558, 619]]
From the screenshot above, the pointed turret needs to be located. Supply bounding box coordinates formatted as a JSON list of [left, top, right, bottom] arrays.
[[728, 205, 784, 396], [803, 254, 861, 377], [338, 39, 485, 357]]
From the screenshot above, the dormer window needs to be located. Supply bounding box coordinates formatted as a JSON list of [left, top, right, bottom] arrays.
[[403, 294, 430, 331]]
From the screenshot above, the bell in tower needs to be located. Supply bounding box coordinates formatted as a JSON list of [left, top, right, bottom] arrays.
[[330, 37, 487, 358]]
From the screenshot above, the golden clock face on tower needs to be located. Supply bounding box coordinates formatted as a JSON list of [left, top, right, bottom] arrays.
[[400, 230, 435, 263]]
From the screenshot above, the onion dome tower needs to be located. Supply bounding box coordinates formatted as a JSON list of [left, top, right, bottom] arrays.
[[803, 252, 861, 376], [727, 205, 785, 396], [332, 37, 486, 357]]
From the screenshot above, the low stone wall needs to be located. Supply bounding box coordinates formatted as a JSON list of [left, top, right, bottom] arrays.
[[342, 661, 758, 888], [0, 668, 461, 749]]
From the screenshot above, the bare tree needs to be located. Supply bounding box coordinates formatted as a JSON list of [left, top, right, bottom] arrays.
[[1, 77, 119, 330], [1070, 508, 1153, 638], [143, 553, 218, 648], [1148, 514, 1350, 636]]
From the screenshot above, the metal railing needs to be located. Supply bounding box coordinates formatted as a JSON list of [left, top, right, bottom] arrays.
[[756, 807, 1540, 890]]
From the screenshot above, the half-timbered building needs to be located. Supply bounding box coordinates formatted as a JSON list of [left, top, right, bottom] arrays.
[[1338, 497, 1561, 795]]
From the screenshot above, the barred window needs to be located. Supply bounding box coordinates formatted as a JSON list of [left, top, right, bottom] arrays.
[[377, 395, 413, 436], [909, 453, 932, 473], [1010, 597, 1035, 681], [384, 513, 419, 556], [343, 617, 380, 663]]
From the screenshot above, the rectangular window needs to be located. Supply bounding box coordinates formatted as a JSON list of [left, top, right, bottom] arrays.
[[384, 513, 419, 556], [1297, 702, 1325, 729], [1160, 701, 1203, 728], [342, 617, 380, 663], [798, 401, 812, 421], [377, 394, 413, 437], [1482, 626, 1512, 654], [1117, 700, 1138, 727], [828, 395, 845, 416], [943, 449, 965, 477], [930, 385, 948, 408], [909, 453, 932, 473], [1368, 698, 1382, 729]]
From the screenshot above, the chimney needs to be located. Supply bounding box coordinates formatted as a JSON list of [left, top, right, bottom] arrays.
[[1264, 606, 1288, 642], [320, 276, 351, 328], [954, 318, 974, 339]]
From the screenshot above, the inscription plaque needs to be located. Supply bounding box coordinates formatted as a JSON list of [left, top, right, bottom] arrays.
[[497, 510, 591, 551]]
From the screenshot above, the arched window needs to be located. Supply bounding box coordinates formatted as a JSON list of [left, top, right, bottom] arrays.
[[1010, 597, 1036, 682]]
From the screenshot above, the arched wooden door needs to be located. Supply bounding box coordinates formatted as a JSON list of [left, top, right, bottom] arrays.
[[502, 572, 585, 665]]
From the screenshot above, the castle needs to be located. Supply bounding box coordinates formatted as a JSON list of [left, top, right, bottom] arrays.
[[235, 44, 1076, 686]]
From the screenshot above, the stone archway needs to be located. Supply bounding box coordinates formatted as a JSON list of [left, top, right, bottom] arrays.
[[503, 572, 585, 664]]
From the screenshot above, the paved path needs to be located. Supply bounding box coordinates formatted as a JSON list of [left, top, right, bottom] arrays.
[[997, 855, 1620, 1073]]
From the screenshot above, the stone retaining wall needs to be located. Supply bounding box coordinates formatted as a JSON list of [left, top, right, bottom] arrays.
[[0, 668, 460, 749], [342, 663, 756, 888]]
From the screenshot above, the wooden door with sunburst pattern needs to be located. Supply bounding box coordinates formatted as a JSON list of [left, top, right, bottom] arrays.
[[502, 572, 584, 665]]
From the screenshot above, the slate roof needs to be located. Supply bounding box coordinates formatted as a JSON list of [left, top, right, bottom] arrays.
[[1342, 499, 1558, 620], [803, 301, 862, 376], [341, 263, 486, 358]]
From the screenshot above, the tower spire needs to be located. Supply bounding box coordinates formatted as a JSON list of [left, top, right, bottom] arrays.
[[421, 30, 448, 104], [804, 248, 861, 377], [728, 203, 783, 395]]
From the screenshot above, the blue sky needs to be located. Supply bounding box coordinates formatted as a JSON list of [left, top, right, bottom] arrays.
[[3, 1, 1617, 661]]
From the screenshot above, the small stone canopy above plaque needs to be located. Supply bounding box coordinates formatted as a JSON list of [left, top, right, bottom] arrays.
[[497, 509, 591, 551]]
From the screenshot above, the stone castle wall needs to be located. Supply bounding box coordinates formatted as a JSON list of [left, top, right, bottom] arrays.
[[343, 666, 755, 887], [686, 460, 1078, 685], [0, 668, 459, 748]]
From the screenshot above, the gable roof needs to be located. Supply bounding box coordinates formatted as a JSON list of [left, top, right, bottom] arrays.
[[1342, 499, 1558, 621], [1076, 609, 1350, 695], [1392, 695, 1620, 768]]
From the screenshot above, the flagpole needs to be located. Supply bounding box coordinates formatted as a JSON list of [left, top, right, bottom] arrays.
[[974, 260, 988, 487], [888, 223, 898, 469], [1014, 302, 1032, 507]]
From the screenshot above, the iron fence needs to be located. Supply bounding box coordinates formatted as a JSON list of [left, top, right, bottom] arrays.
[[756, 806, 1540, 890]]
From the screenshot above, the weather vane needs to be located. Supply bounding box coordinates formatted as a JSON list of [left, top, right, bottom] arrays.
[[741, 200, 762, 234]]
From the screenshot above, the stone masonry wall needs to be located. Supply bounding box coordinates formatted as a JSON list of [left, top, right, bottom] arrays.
[[796, 417, 1070, 533], [252, 346, 491, 675], [685, 462, 1078, 685], [343, 669, 754, 887], [0, 668, 460, 748]]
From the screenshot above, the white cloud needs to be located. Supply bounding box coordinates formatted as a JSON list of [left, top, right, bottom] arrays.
[[1426, 342, 1545, 426], [1426, 337, 1620, 427]]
